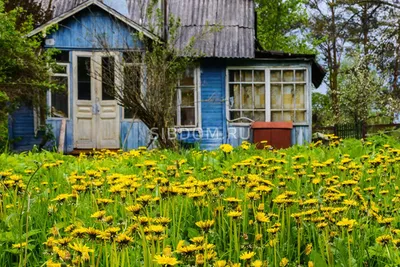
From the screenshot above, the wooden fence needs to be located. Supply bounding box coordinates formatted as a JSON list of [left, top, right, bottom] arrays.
[[314, 123, 400, 139]]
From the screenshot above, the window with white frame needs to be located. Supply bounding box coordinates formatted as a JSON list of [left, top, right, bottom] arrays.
[[49, 63, 69, 118], [122, 51, 143, 119], [176, 68, 198, 127], [228, 68, 307, 124]]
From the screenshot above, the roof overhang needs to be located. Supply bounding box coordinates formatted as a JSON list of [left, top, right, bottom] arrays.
[[255, 50, 326, 88], [27, 0, 158, 40]]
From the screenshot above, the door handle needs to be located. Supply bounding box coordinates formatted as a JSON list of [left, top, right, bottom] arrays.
[[92, 103, 101, 114]]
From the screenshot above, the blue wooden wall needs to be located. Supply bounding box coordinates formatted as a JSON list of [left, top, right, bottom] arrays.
[[199, 60, 227, 150], [10, 106, 42, 152], [45, 6, 141, 50]]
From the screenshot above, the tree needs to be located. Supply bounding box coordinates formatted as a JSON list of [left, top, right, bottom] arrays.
[[255, 0, 315, 54], [312, 92, 332, 128], [338, 51, 391, 123], [98, 6, 215, 149], [4, 0, 53, 28], [309, 0, 348, 123], [0, 0, 57, 148]]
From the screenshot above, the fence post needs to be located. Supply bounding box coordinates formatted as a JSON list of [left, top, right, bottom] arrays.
[[362, 122, 367, 139], [334, 124, 338, 137]]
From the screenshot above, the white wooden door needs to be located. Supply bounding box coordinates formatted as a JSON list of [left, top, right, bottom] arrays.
[[73, 52, 120, 149], [95, 54, 120, 149]]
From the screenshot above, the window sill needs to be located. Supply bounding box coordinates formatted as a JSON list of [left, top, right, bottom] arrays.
[[47, 117, 70, 120]]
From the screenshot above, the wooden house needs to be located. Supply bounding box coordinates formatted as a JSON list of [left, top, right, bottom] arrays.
[[8, 0, 325, 152]]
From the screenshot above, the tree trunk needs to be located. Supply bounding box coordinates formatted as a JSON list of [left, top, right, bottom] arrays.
[[394, 21, 400, 99], [330, 0, 340, 123]]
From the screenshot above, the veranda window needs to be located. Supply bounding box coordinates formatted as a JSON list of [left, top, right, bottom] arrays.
[[49, 62, 69, 118], [122, 51, 143, 120], [228, 68, 307, 124], [176, 68, 198, 127]]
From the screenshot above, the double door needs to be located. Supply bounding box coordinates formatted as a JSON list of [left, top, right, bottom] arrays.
[[73, 52, 120, 149]]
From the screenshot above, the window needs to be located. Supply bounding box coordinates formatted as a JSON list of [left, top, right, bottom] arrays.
[[77, 57, 91, 101], [122, 51, 143, 119], [49, 62, 70, 118], [176, 68, 198, 127], [228, 68, 307, 124], [101, 56, 115, 101]]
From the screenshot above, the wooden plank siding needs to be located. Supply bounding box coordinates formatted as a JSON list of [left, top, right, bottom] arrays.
[[45, 6, 142, 50], [199, 61, 227, 150], [10, 106, 41, 152]]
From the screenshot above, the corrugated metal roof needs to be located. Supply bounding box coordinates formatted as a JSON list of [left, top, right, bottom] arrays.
[[34, 0, 255, 58]]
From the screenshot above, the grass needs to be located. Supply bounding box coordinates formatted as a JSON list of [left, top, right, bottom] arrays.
[[0, 135, 400, 267]]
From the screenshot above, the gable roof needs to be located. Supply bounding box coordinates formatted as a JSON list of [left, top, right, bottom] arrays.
[[29, 0, 158, 39], [32, 0, 255, 58]]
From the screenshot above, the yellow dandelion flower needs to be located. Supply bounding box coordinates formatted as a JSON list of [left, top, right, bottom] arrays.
[[68, 243, 94, 261], [220, 144, 233, 153], [240, 251, 256, 260], [376, 235, 392, 246], [153, 255, 181, 266], [195, 220, 215, 232], [12, 242, 27, 249], [214, 260, 227, 266], [280, 257, 289, 267], [305, 243, 313, 255]]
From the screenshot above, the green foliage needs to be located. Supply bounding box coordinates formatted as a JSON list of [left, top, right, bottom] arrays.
[[312, 92, 333, 127], [1, 137, 400, 266], [0, 0, 59, 151], [0, 91, 9, 151], [255, 0, 316, 54], [338, 51, 392, 123]]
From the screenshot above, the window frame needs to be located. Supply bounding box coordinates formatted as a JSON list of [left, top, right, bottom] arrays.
[[121, 51, 145, 121], [175, 67, 200, 128], [47, 62, 70, 120], [226, 66, 309, 126]]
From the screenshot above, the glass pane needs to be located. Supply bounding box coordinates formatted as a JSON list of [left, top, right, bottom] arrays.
[[181, 89, 195, 106], [271, 70, 281, 82], [51, 77, 68, 118], [242, 85, 253, 109], [271, 84, 282, 109], [55, 51, 70, 63], [123, 51, 143, 63], [283, 111, 294, 121], [229, 70, 240, 82], [181, 107, 195, 126], [283, 85, 294, 109], [243, 111, 254, 121], [283, 70, 294, 82], [124, 65, 141, 93], [77, 57, 91, 100], [102, 57, 115, 101], [254, 85, 265, 109], [229, 84, 240, 109], [53, 64, 67, 74], [295, 84, 305, 109], [295, 70, 305, 82], [230, 111, 241, 121], [271, 111, 282, 122], [180, 68, 195, 86], [254, 111, 265, 122], [241, 70, 252, 82], [124, 108, 135, 119], [254, 70, 265, 82], [296, 111, 306, 123]]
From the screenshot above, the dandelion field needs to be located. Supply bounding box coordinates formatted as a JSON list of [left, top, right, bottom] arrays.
[[1, 136, 400, 267]]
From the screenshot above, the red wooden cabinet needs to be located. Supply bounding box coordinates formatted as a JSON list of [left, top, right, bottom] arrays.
[[251, 122, 293, 149]]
